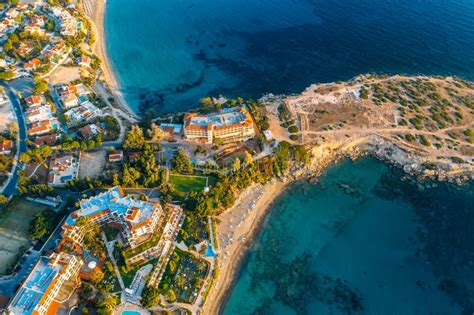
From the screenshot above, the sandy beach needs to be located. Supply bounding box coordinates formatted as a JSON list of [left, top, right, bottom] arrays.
[[203, 179, 290, 314], [82, 0, 138, 119]]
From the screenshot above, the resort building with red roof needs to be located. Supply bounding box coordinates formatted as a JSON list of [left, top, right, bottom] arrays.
[[7, 252, 83, 315], [183, 106, 255, 144], [61, 187, 183, 264]]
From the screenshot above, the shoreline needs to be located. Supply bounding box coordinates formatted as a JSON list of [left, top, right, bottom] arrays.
[[203, 178, 291, 314], [203, 135, 473, 313], [76, 4, 474, 308], [83, 0, 139, 119]]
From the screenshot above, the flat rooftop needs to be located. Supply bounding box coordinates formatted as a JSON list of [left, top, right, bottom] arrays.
[[66, 186, 159, 228], [188, 107, 249, 128], [9, 257, 62, 315]]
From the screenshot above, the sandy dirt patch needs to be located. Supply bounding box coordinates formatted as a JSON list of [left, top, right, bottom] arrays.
[[48, 66, 81, 85], [265, 103, 292, 142], [79, 150, 107, 179], [0, 98, 15, 132]]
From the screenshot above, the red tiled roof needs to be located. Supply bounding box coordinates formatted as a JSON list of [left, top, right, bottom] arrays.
[[28, 120, 52, 135], [25, 95, 43, 107], [127, 207, 140, 221], [34, 133, 58, 147], [79, 124, 103, 140], [130, 219, 150, 231], [24, 58, 41, 70], [108, 150, 123, 162], [0, 140, 12, 152]]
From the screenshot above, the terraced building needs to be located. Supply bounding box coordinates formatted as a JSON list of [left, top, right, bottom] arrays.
[[7, 253, 83, 315], [183, 106, 256, 144], [61, 186, 163, 250]]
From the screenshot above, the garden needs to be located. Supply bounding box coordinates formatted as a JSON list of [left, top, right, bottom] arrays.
[[159, 248, 209, 304]]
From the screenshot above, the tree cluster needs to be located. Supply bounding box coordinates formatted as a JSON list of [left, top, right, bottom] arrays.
[[141, 287, 161, 308], [120, 143, 166, 188], [147, 123, 165, 142], [186, 142, 308, 217], [29, 209, 61, 241], [76, 216, 103, 252], [95, 294, 117, 315], [19, 146, 52, 164], [123, 125, 146, 151], [171, 148, 193, 174]]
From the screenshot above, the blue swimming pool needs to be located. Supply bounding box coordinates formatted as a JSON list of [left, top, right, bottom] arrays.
[[60, 175, 73, 183], [121, 311, 141, 315], [204, 242, 216, 258]]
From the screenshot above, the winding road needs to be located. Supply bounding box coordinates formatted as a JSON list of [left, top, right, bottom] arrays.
[[1, 83, 28, 198]]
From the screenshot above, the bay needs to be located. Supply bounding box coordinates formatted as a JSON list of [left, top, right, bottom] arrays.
[[223, 158, 474, 314], [105, 0, 474, 116]]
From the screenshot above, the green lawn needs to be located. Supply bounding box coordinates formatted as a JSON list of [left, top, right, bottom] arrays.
[[0, 198, 52, 274], [0, 198, 50, 236], [170, 174, 208, 193]]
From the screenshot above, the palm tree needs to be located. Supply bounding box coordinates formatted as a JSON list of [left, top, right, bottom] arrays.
[[197, 262, 208, 273], [176, 276, 186, 288]]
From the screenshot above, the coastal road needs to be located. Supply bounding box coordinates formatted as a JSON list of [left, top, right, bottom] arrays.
[[0, 83, 28, 198]]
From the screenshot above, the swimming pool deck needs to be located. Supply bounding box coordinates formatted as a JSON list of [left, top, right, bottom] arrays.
[[114, 303, 150, 315]]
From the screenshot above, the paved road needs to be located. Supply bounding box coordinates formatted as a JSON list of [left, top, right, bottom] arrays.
[[49, 85, 69, 134], [1, 83, 28, 198]]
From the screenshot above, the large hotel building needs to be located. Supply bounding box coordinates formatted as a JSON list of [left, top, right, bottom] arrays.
[[7, 187, 172, 313], [61, 186, 163, 250], [183, 106, 256, 144], [7, 253, 83, 315], [7, 187, 183, 314]]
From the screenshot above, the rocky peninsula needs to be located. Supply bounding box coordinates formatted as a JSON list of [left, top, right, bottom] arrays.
[[264, 74, 473, 181], [204, 74, 473, 314]]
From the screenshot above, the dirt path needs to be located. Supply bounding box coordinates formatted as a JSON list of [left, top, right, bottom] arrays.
[[302, 124, 474, 144]]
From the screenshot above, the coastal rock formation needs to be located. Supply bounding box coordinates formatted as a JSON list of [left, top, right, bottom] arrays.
[[263, 75, 474, 182]]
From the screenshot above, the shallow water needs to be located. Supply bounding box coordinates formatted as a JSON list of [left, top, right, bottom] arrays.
[[105, 0, 474, 115], [223, 158, 474, 314]]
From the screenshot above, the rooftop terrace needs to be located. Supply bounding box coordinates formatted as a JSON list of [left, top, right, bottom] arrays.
[[65, 187, 159, 229], [9, 257, 62, 315], [188, 106, 250, 128]]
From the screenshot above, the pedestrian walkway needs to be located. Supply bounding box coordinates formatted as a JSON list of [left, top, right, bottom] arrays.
[[101, 232, 125, 291]]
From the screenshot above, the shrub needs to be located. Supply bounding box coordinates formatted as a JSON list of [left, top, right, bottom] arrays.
[[405, 134, 416, 142], [359, 87, 369, 99], [418, 135, 431, 146], [288, 125, 299, 133]]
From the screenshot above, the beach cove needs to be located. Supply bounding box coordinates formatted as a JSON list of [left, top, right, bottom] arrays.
[[220, 157, 474, 314]]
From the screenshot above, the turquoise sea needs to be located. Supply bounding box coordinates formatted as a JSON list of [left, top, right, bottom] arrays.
[[104, 1, 474, 313], [105, 0, 474, 116], [223, 158, 474, 314]]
